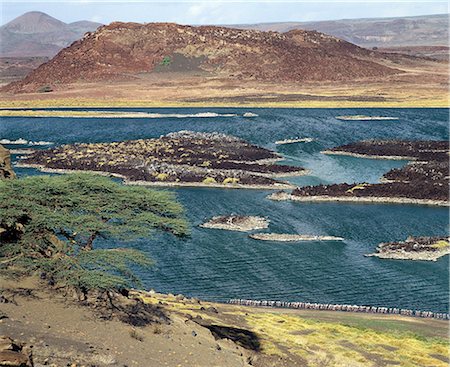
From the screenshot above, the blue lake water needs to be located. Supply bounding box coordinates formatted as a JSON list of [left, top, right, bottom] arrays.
[[1, 107, 449, 312]]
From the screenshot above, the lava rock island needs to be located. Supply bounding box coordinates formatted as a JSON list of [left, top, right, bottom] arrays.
[[18, 131, 306, 189], [270, 140, 449, 206]]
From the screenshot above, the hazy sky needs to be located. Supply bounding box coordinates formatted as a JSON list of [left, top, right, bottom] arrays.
[[1, 0, 448, 26]]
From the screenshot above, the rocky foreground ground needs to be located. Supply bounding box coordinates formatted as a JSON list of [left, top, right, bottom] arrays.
[[0, 277, 449, 367], [18, 131, 305, 189]]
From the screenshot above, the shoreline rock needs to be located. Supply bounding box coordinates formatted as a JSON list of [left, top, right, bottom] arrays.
[[200, 215, 269, 232]]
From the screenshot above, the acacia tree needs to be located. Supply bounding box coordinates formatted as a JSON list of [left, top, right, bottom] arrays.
[[0, 173, 189, 292]]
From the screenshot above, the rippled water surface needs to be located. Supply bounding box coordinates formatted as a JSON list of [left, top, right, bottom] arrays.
[[2, 108, 448, 312]]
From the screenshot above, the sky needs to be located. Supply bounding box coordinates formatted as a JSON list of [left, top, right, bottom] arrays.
[[1, 0, 448, 26]]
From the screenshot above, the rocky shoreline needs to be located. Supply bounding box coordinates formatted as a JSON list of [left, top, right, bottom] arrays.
[[18, 131, 306, 189], [248, 233, 344, 242], [366, 236, 450, 261], [200, 215, 269, 232]]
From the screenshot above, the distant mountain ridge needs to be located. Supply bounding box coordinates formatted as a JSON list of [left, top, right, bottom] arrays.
[[0, 11, 102, 57], [5, 22, 403, 93], [229, 13, 449, 48]]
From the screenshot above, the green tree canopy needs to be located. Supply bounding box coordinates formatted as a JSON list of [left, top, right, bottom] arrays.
[[0, 173, 189, 292]]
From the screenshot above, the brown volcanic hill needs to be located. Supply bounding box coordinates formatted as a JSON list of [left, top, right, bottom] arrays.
[[3, 22, 403, 93]]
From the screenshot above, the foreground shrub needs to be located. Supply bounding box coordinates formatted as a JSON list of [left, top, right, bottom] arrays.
[[0, 173, 189, 293]]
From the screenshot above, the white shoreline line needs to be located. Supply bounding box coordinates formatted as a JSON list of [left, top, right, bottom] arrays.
[[227, 299, 449, 320]]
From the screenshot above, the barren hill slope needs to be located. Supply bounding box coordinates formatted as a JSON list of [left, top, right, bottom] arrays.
[[5, 22, 402, 93]]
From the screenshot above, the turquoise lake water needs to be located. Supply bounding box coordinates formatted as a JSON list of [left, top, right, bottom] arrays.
[[2, 108, 448, 312]]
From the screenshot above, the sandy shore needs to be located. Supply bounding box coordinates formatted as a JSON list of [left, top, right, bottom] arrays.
[[15, 163, 296, 190], [0, 110, 165, 118], [0, 110, 252, 118], [268, 191, 450, 207]]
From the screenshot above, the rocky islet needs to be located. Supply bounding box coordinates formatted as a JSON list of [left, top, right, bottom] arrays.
[[18, 131, 306, 189], [272, 140, 449, 206], [366, 236, 450, 261]]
